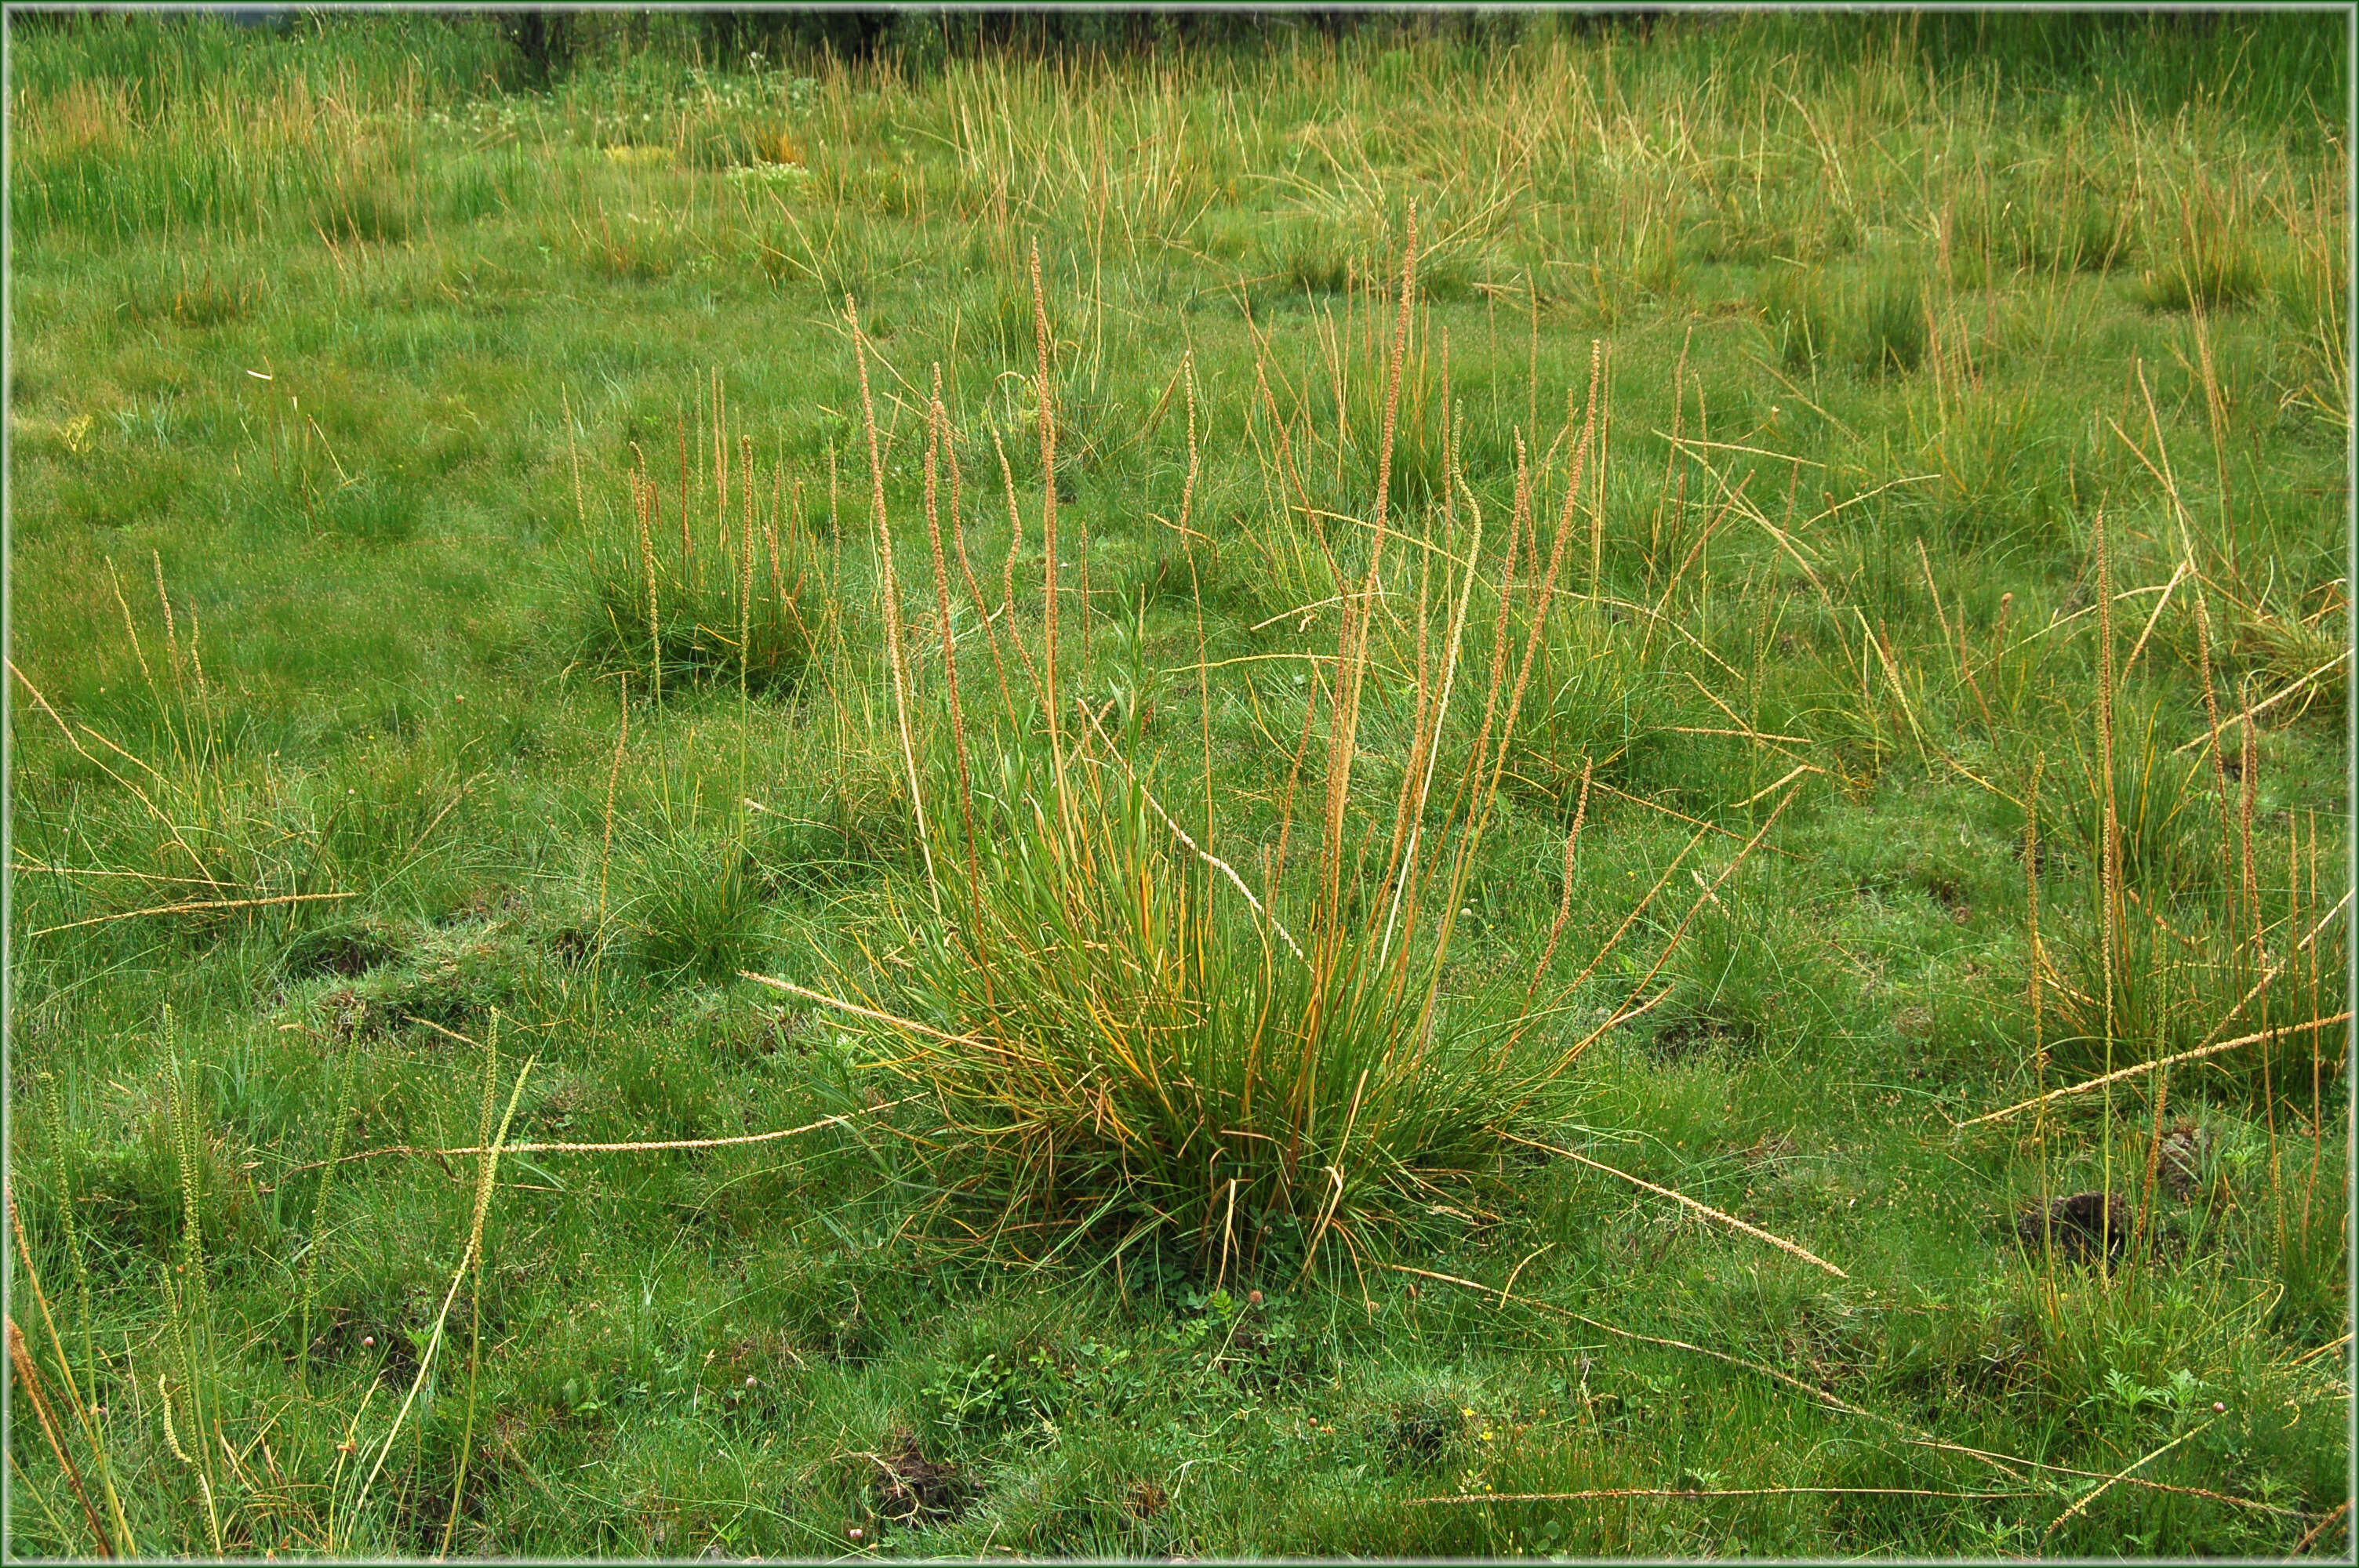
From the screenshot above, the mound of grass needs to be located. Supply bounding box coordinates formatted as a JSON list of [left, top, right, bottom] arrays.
[[1859, 274, 1928, 374], [576, 531, 821, 699], [2057, 696, 2217, 895], [1648, 890, 1839, 1061], [615, 822, 769, 980], [2041, 899, 2346, 1110], [1756, 263, 1836, 372], [2235, 597, 2348, 720], [2135, 176, 2263, 312], [838, 768, 1544, 1272], [2029, 563, 2345, 1110], [2136, 247, 2263, 314], [1498, 599, 1676, 811]]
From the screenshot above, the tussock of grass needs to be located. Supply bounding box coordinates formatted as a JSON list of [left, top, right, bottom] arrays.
[[618, 830, 768, 981], [572, 450, 826, 699], [2135, 175, 2264, 312], [1756, 264, 1835, 372], [576, 540, 820, 698], [2025, 521, 2346, 1119], [856, 768, 1543, 1270], [1497, 599, 1676, 810], [1649, 889, 1839, 1061], [775, 227, 1736, 1284], [2137, 247, 2264, 314], [2235, 597, 2349, 718], [2058, 696, 2215, 893], [1859, 274, 1928, 375]]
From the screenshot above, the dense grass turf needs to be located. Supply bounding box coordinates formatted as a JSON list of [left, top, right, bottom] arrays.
[[6, 12, 2350, 1557]]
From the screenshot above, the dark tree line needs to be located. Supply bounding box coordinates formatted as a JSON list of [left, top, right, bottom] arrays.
[[500, 7, 1583, 78], [15, 7, 2337, 128]]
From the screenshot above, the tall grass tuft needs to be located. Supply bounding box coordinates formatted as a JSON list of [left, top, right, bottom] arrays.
[[2135, 175, 2263, 312], [577, 505, 820, 699], [864, 764, 1532, 1275], [616, 815, 769, 981], [1859, 274, 1927, 374], [1497, 597, 1675, 811], [2036, 527, 2347, 1111]]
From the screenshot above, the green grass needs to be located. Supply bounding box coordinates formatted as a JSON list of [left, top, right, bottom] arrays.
[[6, 11, 2350, 1559]]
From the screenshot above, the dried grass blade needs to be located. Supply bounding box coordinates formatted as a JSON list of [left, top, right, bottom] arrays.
[[27, 891, 354, 939], [2041, 1417, 2215, 1541], [1958, 1011, 2352, 1128], [5, 1320, 113, 1555], [1502, 1133, 1847, 1277]]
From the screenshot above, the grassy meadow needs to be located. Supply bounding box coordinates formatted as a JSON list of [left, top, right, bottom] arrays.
[[5, 11, 2352, 1557]]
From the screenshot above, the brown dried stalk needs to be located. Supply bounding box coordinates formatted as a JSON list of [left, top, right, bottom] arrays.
[[1408, 1486, 2026, 1506], [27, 889, 354, 938], [9, 1186, 125, 1555], [1963, 1011, 2354, 1130], [1451, 428, 1528, 825], [717, 369, 734, 550], [7, 1319, 112, 1555], [1378, 465, 1488, 963], [2291, 1501, 2351, 1556], [1370, 336, 1452, 929], [677, 399, 693, 563], [1176, 351, 1214, 849], [1483, 348, 1603, 815], [634, 453, 660, 704], [1504, 1133, 1846, 1276], [1589, 340, 1612, 592], [282, 1098, 905, 1175], [2025, 754, 2050, 1170], [739, 435, 756, 698]]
